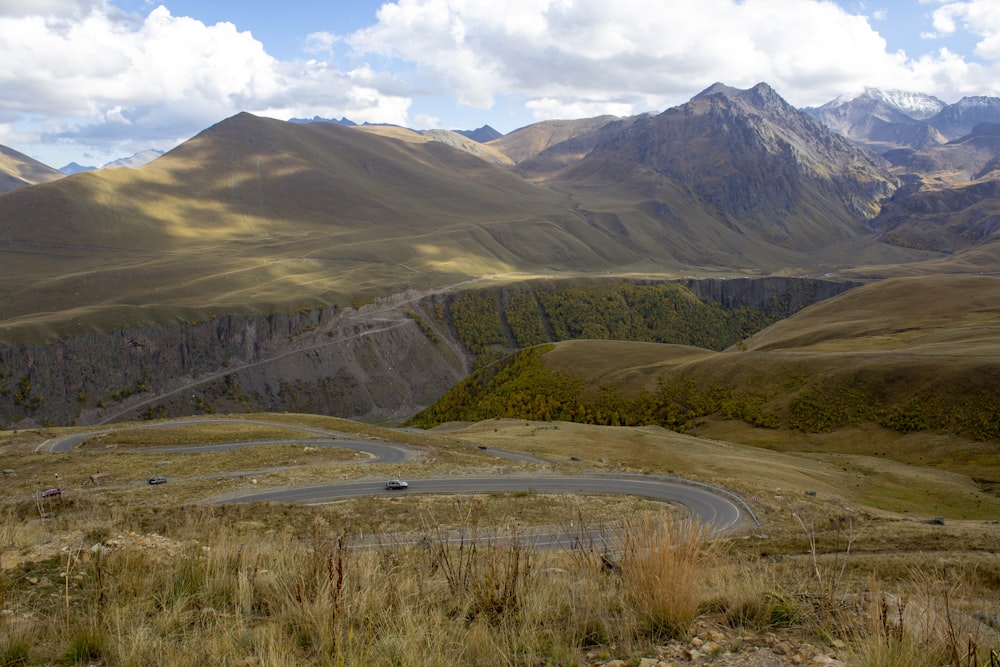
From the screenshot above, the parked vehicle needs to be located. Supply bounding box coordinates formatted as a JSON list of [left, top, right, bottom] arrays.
[[148, 476, 167, 485], [40, 488, 62, 498], [385, 478, 408, 490]]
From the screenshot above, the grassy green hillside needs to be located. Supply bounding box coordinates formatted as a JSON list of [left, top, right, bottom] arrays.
[[408, 275, 1000, 449], [420, 280, 781, 368]]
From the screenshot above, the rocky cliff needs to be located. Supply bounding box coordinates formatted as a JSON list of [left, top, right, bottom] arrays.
[[0, 278, 859, 428], [0, 299, 470, 428]]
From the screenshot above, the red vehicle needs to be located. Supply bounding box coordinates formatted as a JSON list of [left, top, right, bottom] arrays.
[[40, 488, 62, 498]]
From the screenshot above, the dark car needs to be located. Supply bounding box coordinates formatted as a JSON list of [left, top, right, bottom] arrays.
[[40, 488, 62, 498], [147, 476, 167, 485]]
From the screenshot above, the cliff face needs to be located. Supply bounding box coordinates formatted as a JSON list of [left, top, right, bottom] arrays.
[[0, 278, 857, 428], [0, 303, 470, 428], [680, 277, 862, 317]]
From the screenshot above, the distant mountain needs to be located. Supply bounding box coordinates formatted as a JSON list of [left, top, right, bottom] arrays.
[[806, 88, 1000, 153], [0, 144, 64, 194], [419, 129, 513, 166], [102, 149, 164, 169], [58, 150, 164, 175], [488, 115, 623, 164], [869, 89, 947, 119], [882, 122, 1000, 183], [510, 116, 640, 177], [288, 116, 357, 126], [59, 162, 96, 175], [869, 174, 1000, 256], [929, 96, 1000, 139], [536, 82, 898, 259], [454, 125, 502, 143], [804, 88, 948, 150]]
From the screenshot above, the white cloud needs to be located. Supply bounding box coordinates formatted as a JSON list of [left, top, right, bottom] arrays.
[[349, 0, 1000, 118], [4, 0, 1000, 166], [930, 0, 1000, 60], [0, 0, 106, 18], [525, 97, 636, 122], [304, 30, 340, 55], [0, 1, 414, 164], [412, 112, 441, 128]]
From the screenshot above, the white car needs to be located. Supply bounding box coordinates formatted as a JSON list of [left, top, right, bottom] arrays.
[[385, 478, 409, 490]]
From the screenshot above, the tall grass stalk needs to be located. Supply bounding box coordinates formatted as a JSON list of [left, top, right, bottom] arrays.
[[617, 514, 715, 641], [845, 571, 1000, 667]]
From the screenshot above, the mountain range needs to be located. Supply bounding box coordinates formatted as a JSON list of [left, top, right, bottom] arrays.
[[1, 81, 999, 427], [55, 149, 165, 177], [803, 87, 1000, 150]]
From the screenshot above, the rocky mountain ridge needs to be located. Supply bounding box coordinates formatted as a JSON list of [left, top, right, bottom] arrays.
[[805, 88, 1000, 151], [534, 82, 897, 253]]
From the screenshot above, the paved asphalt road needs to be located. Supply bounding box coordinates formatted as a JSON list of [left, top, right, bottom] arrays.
[[36, 418, 418, 463], [35, 417, 753, 534], [214, 475, 747, 533]]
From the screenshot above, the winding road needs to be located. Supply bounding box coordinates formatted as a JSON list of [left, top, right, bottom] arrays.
[[35, 418, 419, 464], [35, 417, 756, 533], [214, 475, 748, 532]]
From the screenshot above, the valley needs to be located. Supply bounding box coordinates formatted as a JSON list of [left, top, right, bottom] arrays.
[[2, 81, 1000, 665]]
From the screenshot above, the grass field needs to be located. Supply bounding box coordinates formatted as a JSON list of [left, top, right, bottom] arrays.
[[2, 413, 998, 665]]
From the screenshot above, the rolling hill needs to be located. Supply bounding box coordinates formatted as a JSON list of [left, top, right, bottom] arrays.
[[1, 83, 999, 428], [0, 112, 623, 338], [0, 144, 64, 194], [409, 274, 1000, 446], [0, 90, 934, 342]]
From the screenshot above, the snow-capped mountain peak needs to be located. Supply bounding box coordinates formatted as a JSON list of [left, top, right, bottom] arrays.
[[830, 88, 945, 120], [871, 89, 946, 120]]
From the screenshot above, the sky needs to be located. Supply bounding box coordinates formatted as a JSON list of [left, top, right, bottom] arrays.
[[2, 0, 1000, 169]]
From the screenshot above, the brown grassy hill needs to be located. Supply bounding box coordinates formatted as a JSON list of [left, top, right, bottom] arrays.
[[739, 273, 1000, 353], [487, 115, 621, 164], [0, 107, 941, 343], [0, 113, 661, 339], [412, 274, 1000, 446], [0, 144, 63, 194]]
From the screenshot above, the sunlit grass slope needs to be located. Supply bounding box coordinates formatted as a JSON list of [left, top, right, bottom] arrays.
[[0, 144, 64, 194], [409, 274, 1000, 472], [0, 113, 655, 341]]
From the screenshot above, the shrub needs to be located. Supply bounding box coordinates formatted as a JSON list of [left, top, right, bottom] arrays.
[[617, 515, 715, 642]]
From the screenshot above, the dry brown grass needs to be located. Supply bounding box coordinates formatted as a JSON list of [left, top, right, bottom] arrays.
[[444, 419, 1000, 520], [2, 413, 999, 664], [617, 515, 716, 640], [2, 492, 996, 666]]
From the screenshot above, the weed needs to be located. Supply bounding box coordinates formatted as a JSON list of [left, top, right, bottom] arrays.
[[617, 515, 714, 642], [62, 626, 107, 665], [0, 639, 30, 667]]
